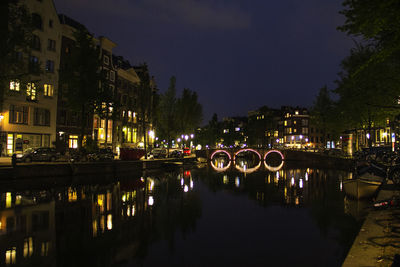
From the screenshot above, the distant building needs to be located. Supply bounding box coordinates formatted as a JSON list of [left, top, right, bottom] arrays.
[[279, 106, 309, 148], [247, 107, 281, 148], [113, 55, 141, 150], [220, 116, 247, 147], [0, 0, 61, 156]]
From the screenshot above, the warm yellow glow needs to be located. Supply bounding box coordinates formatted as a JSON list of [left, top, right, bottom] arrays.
[[132, 206, 135, 216], [41, 242, 49, 256], [69, 135, 78, 149], [15, 195, 21, 205], [107, 214, 112, 230], [24, 237, 33, 258], [122, 194, 126, 202], [26, 83, 37, 100], [97, 194, 104, 213], [6, 192, 12, 208], [100, 215, 105, 232], [92, 220, 98, 237], [7, 134, 13, 155], [68, 187, 77, 202], [44, 84, 54, 96], [5, 248, 16, 265], [9, 80, 20, 91]]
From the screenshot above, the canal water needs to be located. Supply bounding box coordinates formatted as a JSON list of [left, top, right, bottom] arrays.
[[0, 163, 369, 266]]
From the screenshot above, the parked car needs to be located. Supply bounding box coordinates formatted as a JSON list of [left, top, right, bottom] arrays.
[[148, 148, 167, 159], [16, 147, 59, 163], [183, 147, 191, 156], [169, 149, 183, 158]]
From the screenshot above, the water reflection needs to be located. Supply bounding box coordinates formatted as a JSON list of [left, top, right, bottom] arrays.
[[0, 165, 366, 266]]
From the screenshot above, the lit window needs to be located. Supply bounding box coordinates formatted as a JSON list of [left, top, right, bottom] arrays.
[[26, 83, 37, 101], [41, 242, 49, 256], [69, 135, 78, 148], [44, 84, 54, 96], [223, 129, 229, 133], [5, 247, 16, 265], [284, 120, 287, 126], [235, 127, 240, 132], [295, 111, 299, 115], [23, 237, 33, 258], [9, 80, 20, 91]]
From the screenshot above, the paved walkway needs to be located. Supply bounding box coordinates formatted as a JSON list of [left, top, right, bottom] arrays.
[[343, 182, 400, 267]]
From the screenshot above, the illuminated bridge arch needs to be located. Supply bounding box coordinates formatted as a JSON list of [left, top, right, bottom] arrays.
[[210, 150, 232, 161], [234, 148, 262, 161], [263, 150, 285, 162]]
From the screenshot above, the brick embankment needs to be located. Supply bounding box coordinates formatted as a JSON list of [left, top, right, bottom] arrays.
[[343, 182, 400, 267]]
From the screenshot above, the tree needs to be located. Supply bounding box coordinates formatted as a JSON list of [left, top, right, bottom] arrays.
[[176, 88, 203, 135], [0, 0, 33, 108], [136, 63, 154, 159], [155, 76, 178, 152], [59, 28, 102, 149], [333, 44, 398, 148], [311, 86, 337, 145]]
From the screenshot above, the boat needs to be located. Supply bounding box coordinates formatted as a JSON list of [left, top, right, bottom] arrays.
[[343, 173, 383, 199]]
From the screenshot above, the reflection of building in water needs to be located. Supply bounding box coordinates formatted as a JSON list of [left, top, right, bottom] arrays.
[[0, 192, 56, 266], [217, 168, 346, 208]]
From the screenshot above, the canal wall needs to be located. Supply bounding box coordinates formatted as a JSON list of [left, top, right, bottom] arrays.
[[0, 157, 196, 181], [342, 183, 400, 266]]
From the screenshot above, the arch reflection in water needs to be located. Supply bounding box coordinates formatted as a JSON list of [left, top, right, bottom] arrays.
[[264, 161, 284, 172], [234, 149, 262, 173], [211, 156, 232, 172]]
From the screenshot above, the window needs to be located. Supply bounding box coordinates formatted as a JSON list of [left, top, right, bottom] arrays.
[[34, 108, 50, 126], [9, 80, 20, 91], [110, 71, 115, 81], [49, 19, 53, 28], [302, 127, 308, 134], [31, 35, 41, 50], [32, 13, 42, 29], [45, 60, 54, 72], [47, 39, 56, 51], [103, 55, 109, 65], [5, 247, 16, 265], [29, 56, 40, 73], [69, 135, 78, 148], [26, 83, 37, 101], [9, 105, 28, 124], [44, 84, 54, 97]]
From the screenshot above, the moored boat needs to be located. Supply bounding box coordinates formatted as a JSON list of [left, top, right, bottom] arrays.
[[343, 174, 382, 199]]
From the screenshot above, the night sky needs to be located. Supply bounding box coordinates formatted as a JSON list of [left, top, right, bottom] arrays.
[[53, 0, 353, 123]]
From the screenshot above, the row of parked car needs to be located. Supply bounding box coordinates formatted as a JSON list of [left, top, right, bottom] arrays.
[[14, 147, 116, 163], [14, 147, 191, 163], [146, 148, 191, 159]]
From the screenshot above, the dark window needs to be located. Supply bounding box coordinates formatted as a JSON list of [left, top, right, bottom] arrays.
[[59, 110, 66, 125], [9, 105, 28, 124], [34, 108, 50, 126], [31, 35, 41, 50], [32, 13, 42, 30], [32, 211, 49, 231], [29, 55, 40, 73], [49, 19, 53, 28], [45, 60, 54, 72], [47, 39, 56, 51]]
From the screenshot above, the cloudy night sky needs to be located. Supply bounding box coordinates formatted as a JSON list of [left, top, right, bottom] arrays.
[[53, 0, 353, 123]]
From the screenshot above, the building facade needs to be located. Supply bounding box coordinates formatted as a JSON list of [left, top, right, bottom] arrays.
[[0, 0, 61, 156]]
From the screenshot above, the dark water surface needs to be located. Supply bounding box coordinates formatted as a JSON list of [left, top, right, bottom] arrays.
[[0, 164, 368, 266]]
